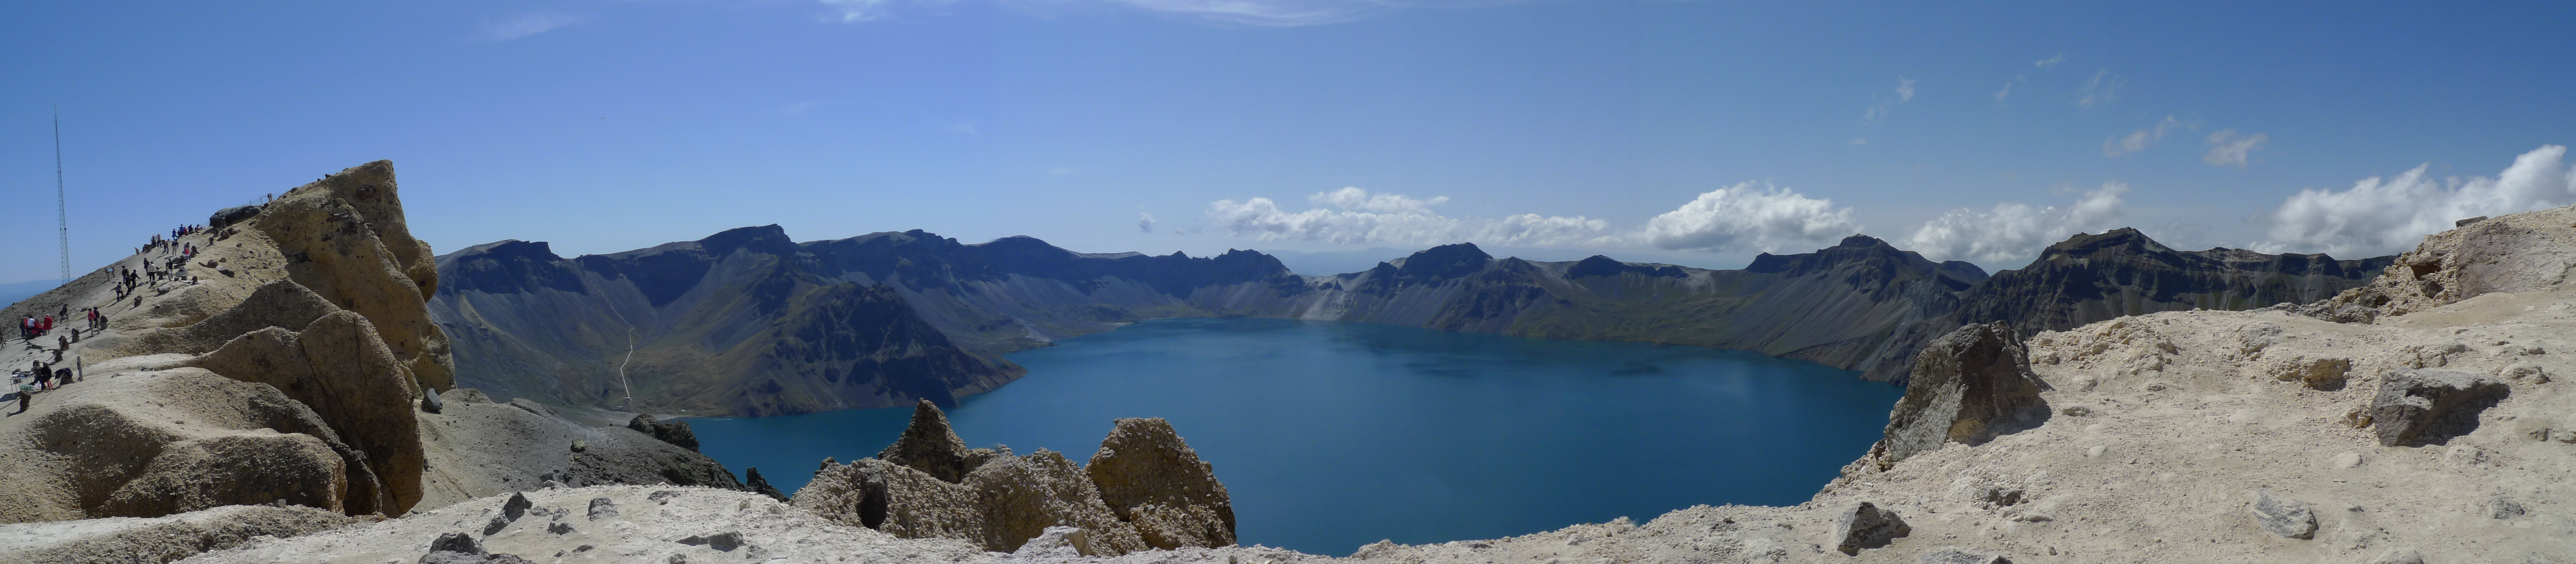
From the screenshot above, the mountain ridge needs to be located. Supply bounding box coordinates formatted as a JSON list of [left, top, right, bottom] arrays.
[[432, 226, 2396, 416]]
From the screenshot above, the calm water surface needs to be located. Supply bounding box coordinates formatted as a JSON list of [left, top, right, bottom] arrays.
[[689, 318, 1903, 555]]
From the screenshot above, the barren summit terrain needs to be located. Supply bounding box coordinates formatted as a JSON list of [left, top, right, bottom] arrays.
[[4, 162, 2565, 564]]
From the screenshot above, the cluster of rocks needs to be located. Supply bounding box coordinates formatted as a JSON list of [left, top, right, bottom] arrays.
[[793, 400, 1236, 556]]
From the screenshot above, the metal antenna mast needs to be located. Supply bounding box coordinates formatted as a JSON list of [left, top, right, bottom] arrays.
[[55, 106, 71, 283]]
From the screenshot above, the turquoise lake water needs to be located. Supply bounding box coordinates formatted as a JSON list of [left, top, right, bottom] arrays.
[[687, 317, 1904, 555]]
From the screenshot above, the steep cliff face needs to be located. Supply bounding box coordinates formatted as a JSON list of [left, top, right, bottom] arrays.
[[431, 228, 1306, 415], [1956, 228, 2393, 334]]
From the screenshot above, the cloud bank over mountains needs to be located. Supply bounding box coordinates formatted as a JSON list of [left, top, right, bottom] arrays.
[[1903, 184, 2127, 264], [1189, 145, 2574, 269], [2256, 144, 2576, 257]]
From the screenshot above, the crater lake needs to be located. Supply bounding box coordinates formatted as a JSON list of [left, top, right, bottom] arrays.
[[687, 317, 1904, 555]]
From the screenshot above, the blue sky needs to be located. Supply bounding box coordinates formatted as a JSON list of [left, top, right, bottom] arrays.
[[5, 1, 2574, 283]]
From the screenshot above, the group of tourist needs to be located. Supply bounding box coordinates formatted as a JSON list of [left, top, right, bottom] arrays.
[[11, 223, 222, 413]]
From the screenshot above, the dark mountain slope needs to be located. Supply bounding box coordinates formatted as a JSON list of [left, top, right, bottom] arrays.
[[1957, 228, 2394, 335]]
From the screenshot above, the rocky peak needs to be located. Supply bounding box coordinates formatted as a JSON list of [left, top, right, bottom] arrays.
[[1395, 243, 1493, 280], [437, 240, 585, 296], [1566, 255, 1685, 279], [877, 400, 977, 483], [697, 225, 799, 258]]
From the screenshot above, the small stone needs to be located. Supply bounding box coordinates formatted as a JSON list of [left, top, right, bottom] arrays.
[[2086, 445, 2108, 458], [1920, 547, 2012, 564], [421, 385, 443, 414], [2333, 451, 2362, 469], [667, 555, 689, 564], [2060, 406, 2092, 417], [1831, 502, 1911, 555], [588, 497, 619, 520], [2555, 430, 2576, 444], [548, 522, 574, 535], [570, 439, 588, 453], [2492, 497, 2528, 519], [677, 532, 746, 551], [427, 532, 484, 555], [482, 514, 510, 536], [649, 490, 683, 504], [2248, 488, 2317, 539]]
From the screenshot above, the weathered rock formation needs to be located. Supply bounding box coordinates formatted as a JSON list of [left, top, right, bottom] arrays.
[[794, 401, 1234, 555], [183, 310, 427, 514], [0, 368, 386, 520], [0, 161, 771, 564], [1085, 417, 1236, 550], [1872, 322, 2050, 465]]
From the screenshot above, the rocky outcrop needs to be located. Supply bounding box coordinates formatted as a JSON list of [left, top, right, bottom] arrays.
[[627, 414, 700, 452], [795, 402, 1231, 555], [2368, 369, 2510, 447], [414, 389, 745, 510], [184, 309, 426, 515], [2309, 204, 2576, 319], [1085, 418, 1236, 550], [1873, 323, 2050, 465]]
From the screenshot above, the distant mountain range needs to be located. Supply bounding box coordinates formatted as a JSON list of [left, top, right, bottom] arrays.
[[428, 226, 2392, 416]]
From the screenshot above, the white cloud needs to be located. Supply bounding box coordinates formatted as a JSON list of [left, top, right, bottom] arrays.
[[2102, 116, 2186, 157], [2034, 54, 2067, 68], [1863, 78, 1915, 122], [1849, 137, 1869, 146], [1311, 186, 1447, 214], [1642, 183, 1861, 253], [1993, 80, 2015, 102], [2203, 130, 2267, 168], [1205, 187, 1614, 247], [1903, 183, 2130, 265], [2256, 145, 2576, 257], [476, 13, 590, 41], [2076, 70, 2123, 110], [1137, 213, 1157, 233]]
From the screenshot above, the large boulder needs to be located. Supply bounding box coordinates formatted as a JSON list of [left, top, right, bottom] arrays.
[[1086, 417, 1236, 549], [1878, 322, 2051, 465], [1831, 501, 1911, 555], [250, 160, 454, 392], [2369, 369, 2510, 447], [185, 310, 425, 515]]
